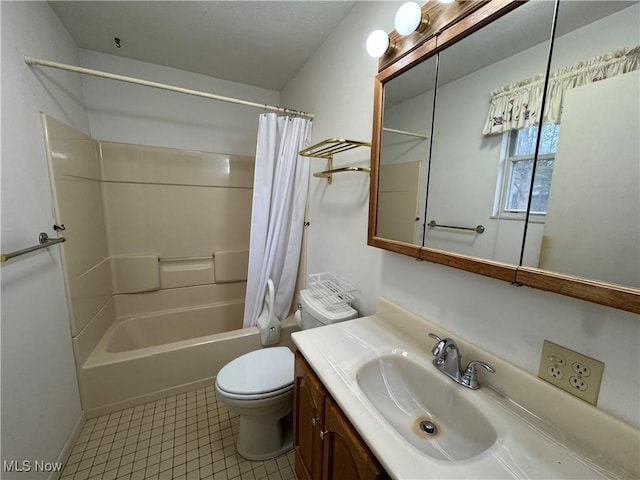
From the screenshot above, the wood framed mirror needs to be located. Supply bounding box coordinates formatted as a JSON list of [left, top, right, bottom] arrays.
[[368, 0, 640, 314]]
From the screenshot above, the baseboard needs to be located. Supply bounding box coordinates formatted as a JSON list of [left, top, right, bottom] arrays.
[[50, 410, 86, 480]]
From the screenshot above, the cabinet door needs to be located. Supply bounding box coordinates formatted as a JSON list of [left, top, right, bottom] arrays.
[[322, 398, 388, 480], [294, 351, 326, 480]]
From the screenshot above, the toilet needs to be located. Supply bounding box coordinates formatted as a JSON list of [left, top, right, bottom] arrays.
[[215, 346, 295, 460], [215, 280, 358, 460]]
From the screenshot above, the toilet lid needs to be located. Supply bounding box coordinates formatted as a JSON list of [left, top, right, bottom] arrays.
[[216, 347, 294, 396]]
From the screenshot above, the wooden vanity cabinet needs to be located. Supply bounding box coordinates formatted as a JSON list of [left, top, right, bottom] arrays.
[[294, 350, 326, 480], [322, 398, 389, 480], [294, 351, 389, 480]]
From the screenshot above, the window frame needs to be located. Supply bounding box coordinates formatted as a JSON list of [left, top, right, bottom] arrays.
[[493, 125, 558, 220]]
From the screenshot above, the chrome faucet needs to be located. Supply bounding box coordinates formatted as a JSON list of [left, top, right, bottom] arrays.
[[428, 333, 495, 390]]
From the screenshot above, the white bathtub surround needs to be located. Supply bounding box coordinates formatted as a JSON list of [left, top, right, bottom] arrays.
[[243, 113, 312, 328], [110, 255, 160, 294], [213, 250, 250, 283], [292, 297, 639, 479], [42, 114, 112, 338], [58, 385, 296, 480], [42, 114, 270, 418]]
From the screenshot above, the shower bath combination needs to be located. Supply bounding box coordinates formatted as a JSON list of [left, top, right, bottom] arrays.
[[41, 114, 299, 416], [32, 48, 317, 424]]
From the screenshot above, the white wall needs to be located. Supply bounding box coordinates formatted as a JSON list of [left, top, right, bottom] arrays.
[[540, 72, 639, 286], [281, 1, 640, 427], [281, 1, 403, 316], [80, 50, 280, 156], [1, 1, 86, 474]]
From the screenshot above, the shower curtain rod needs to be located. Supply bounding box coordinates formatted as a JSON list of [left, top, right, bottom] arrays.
[[24, 56, 315, 120]]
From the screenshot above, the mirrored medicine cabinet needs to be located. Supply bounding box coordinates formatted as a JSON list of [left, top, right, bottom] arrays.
[[368, 0, 639, 313]]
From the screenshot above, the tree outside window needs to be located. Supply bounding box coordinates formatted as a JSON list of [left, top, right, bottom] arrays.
[[502, 123, 560, 216]]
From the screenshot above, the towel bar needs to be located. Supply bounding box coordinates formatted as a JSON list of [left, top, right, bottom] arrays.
[[1, 232, 66, 263]]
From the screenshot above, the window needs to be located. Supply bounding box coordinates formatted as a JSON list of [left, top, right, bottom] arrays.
[[496, 123, 560, 217]]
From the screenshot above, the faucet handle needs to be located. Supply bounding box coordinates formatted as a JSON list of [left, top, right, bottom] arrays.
[[428, 333, 445, 357], [462, 360, 495, 390]]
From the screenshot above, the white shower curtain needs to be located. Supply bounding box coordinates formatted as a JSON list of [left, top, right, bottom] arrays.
[[243, 113, 312, 328]]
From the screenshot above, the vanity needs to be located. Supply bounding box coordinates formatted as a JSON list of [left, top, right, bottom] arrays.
[[293, 351, 387, 480], [291, 298, 639, 479]]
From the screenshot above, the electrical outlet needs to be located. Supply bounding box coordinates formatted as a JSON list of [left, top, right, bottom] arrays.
[[538, 340, 605, 405]]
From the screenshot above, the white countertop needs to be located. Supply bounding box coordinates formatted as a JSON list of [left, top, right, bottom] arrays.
[[292, 298, 637, 480]]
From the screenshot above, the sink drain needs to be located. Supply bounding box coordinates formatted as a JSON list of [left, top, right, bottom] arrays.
[[420, 420, 438, 436], [412, 417, 440, 439]]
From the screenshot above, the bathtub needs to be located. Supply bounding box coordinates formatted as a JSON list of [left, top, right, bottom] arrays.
[[79, 300, 298, 418], [106, 301, 245, 353]]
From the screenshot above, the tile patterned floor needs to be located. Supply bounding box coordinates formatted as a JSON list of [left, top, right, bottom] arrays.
[[59, 385, 296, 480]]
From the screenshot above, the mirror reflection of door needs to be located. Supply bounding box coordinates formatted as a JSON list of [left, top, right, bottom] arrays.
[[521, 1, 639, 288], [377, 56, 436, 245]]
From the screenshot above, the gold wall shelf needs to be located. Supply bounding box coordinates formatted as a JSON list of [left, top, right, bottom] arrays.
[[299, 138, 372, 184]]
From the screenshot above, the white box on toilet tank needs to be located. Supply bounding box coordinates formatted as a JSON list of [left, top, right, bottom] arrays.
[[298, 289, 358, 330]]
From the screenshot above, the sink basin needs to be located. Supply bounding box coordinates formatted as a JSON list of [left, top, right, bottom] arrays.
[[356, 354, 497, 461]]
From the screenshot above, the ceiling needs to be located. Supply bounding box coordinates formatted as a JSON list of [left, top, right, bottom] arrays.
[[48, 1, 356, 91]]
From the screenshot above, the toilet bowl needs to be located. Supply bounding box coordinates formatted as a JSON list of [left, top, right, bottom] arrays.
[[216, 279, 358, 460]]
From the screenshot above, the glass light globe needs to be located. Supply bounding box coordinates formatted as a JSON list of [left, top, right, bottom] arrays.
[[366, 30, 390, 58], [395, 2, 423, 36], [439, 0, 455, 4]]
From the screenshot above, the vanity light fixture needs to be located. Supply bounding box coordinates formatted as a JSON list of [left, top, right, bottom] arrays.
[[439, 0, 455, 4], [366, 30, 395, 58], [395, 2, 429, 36]]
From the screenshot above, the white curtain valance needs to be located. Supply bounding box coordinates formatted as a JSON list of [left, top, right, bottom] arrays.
[[482, 45, 640, 135]]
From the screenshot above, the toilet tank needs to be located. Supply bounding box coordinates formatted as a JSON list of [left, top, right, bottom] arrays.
[[298, 288, 358, 329]]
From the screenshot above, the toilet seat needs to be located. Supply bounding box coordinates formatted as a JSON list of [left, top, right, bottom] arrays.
[[216, 347, 294, 400], [216, 382, 293, 401]]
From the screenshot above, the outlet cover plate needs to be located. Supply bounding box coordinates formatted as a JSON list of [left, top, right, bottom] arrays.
[[538, 340, 605, 405]]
